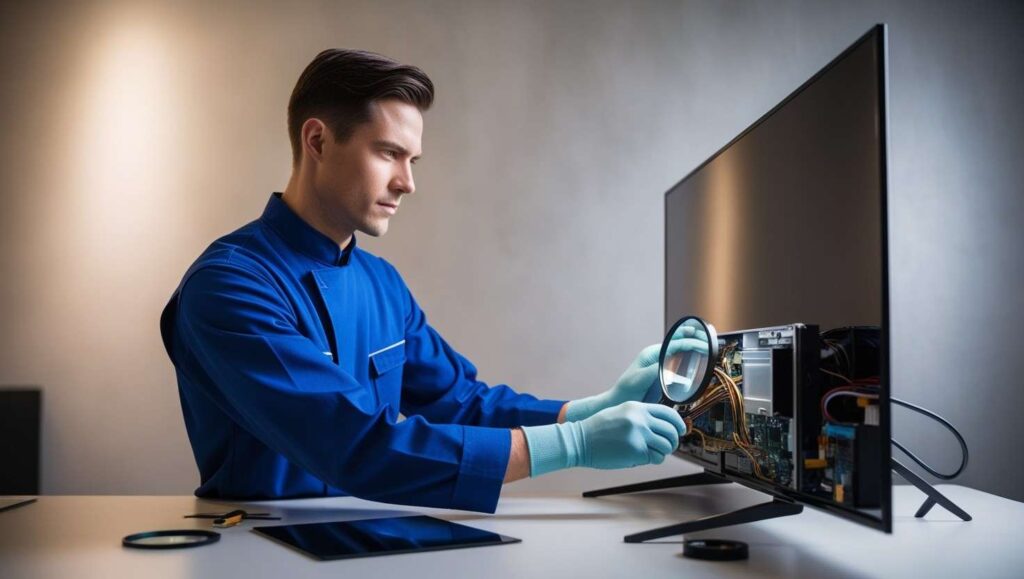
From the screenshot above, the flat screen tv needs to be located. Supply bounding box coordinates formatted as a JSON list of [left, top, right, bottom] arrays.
[[662, 24, 891, 532]]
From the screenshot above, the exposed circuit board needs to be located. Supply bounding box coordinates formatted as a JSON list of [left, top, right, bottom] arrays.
[[680, 335, 795, 488]]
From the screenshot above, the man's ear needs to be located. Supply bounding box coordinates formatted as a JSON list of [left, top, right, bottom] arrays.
[[301, 118, 327, 163]]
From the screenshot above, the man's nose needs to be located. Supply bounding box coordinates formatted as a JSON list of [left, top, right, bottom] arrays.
[[391, 164, 415, 195]]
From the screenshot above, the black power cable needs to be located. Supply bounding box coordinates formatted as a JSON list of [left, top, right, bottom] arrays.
[[890, 397, 968, 480]]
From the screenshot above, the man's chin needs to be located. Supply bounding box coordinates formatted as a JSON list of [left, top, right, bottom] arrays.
[[359, 219, 389, 237]]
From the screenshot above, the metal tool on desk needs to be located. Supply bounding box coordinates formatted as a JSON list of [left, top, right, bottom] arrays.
[[185, 509, 281, 528], [122, 509, 280, 549]]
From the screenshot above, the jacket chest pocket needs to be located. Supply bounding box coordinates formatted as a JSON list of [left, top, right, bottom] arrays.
[[369, 340, 406, 410]]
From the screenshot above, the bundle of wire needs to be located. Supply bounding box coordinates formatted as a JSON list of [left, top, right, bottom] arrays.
[[681, 366, 770, 480], [820, 372, 881, 424], [820, 338, 883, 424]]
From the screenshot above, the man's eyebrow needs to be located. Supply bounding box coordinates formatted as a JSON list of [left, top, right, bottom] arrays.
[[373, 139, 422, 161]]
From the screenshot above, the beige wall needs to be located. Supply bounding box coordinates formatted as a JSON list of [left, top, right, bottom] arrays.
[[1, 0, 1021, 500]]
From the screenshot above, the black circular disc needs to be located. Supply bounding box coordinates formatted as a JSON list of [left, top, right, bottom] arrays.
[[683, 538, 749, 561], [123, 529, 221, 550]]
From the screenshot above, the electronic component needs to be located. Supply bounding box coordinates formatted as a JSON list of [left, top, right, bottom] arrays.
[[678, 324, 814, 491], [818, 423, 881, 508], [675, 322, 885, 512], [739, 348, 792, 417]]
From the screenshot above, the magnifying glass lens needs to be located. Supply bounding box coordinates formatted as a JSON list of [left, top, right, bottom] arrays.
[[122, 529, 221, 550], [658, 316, 719, 406], [133, 535, 209, 546]]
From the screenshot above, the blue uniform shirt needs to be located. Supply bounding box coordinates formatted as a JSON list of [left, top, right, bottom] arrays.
[[160, 193, 565, 512]]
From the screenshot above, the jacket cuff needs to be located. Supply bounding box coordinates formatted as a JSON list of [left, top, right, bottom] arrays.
[[450, 426, 511, 513]]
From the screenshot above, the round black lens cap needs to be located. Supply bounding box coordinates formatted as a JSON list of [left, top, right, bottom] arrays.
[[683, 538, 749, 561], [123, 529, 221, 550]]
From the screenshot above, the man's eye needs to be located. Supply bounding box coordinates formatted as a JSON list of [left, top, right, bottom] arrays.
[[383, 150, 397, 159]]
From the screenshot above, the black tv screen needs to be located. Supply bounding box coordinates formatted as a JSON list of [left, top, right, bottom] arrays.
[[665, 25, 891, 531]]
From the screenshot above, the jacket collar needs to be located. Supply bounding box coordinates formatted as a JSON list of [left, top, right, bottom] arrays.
[[260, 192, 356, 267]]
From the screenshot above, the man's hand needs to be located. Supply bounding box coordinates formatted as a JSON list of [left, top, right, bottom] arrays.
[[564, 328, 708, 422], [519, 402, 687, 477]]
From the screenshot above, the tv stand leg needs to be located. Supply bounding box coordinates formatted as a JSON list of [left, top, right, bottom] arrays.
[[583, 472, 729, 498], [891, 458, 971, 521], [623, 498, 803, 543]]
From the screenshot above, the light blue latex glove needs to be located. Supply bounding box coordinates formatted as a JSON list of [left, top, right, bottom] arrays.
[[521, 402, 687, 477], [565, 328, 709, 422]]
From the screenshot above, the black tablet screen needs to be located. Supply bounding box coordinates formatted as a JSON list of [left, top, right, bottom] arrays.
[[253, 515, 520, 561]]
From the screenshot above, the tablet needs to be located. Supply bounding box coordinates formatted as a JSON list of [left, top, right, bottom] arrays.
[[252, 515, 520, 561]]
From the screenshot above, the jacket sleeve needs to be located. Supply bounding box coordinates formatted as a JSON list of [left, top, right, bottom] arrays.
[[396, 284, 566, 429], [175, 262, 510, 513]]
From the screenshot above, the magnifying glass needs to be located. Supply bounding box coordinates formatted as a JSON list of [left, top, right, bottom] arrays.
[[122, 529, 220, 550], [657, 315, 720, 408]]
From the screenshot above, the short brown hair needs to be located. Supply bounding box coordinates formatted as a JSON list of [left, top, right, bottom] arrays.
[[287, 49, 434, 165]]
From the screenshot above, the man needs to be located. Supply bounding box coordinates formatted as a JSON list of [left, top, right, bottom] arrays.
[[160, 49, 693, 513]]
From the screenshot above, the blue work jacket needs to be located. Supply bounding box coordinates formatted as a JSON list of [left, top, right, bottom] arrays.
[[160, 193, 565, 512]]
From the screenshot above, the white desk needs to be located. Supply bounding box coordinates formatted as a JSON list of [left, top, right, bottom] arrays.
[[0, 484, 1019, 578]]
